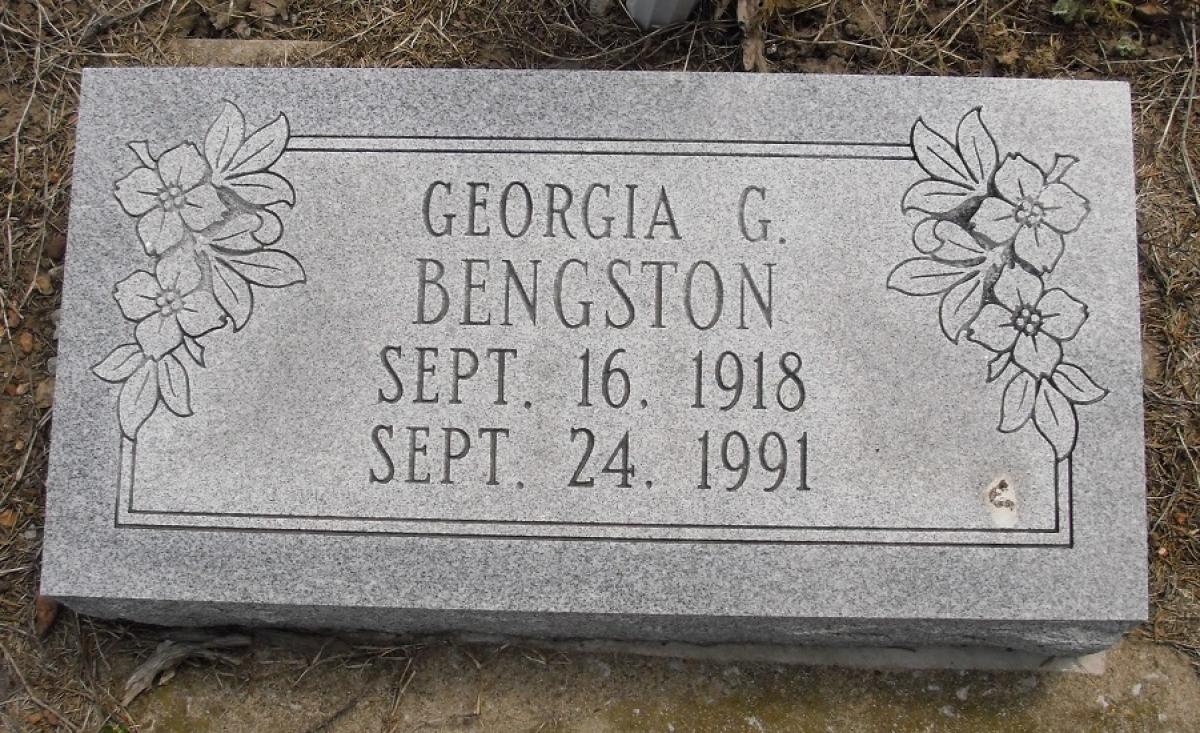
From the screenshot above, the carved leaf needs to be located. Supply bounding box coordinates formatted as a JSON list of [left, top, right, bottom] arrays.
[[987, 352, 1011, 383], [901, 179, 978, 215], [212, 261, 254, 330], [118, 360, 159, 440], [955, 108, 998, 188], [1052, 363, 1108, 405], [1033, 380, 1078, 460], [253, 208, 283, 245], [206, 213, 263, 252], [938, 273, 984, 342], [887, 257, 970, 296], [217, 249, 305, 288], [204, 101, 245, 182], [93, 343, 145, 383], [912, 218, 940, 253], [928, 221, 987, 264], [157, 353, 193, 417], [999, 371, 1036, 433], [227, 113, 289, 177], [182, 335, 206, 367], [225, 171, 295, 206], [911, 118, 973, 186]]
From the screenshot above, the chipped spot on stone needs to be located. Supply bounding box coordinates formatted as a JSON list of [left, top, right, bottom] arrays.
[[986, 476, 1018, 528]]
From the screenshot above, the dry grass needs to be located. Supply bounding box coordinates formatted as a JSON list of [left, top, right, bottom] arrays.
[[1, 0, 1198, 729]]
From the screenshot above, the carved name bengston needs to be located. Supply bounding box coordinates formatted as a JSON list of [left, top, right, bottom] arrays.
[[92, 102, 1107, 543]]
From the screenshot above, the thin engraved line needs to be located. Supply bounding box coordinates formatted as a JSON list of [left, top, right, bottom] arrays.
[[292, 133, 911, 146], [121, 462, 1068, 538], [110, 521, 1075, 547], [284, 148, 915, 161], [112, 129, 1066, 546]]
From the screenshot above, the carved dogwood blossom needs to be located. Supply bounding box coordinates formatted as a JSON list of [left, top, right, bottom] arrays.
[[888, 108, 1106, 461], [94, 101, 305, 440]]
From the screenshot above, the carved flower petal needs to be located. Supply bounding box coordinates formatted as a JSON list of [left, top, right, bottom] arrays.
[[1037, 288, 1088, 342], [1013, 225, 1065, 274], [994, 154, 1047, 204], [113, 167, 163, 216], [179, 183, 227, 231], [156, 143, 209, 190], [1013, 331, 1062, 378], [992, 266, 1044, 310], [1038, 182, 1089, 233], [967, 304, 1018, 353], [135, 313, 183, 360], [969, 196, 1020, 244], [136, 208, 185, 256], [177, 290, 227, 337], [113, 270, 161, 321]]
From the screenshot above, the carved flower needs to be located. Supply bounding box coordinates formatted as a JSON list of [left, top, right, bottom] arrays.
[[113, 247, 227, 359], [114, 143, 227, 255], [967, 266, 1087, 378], [968, 154, 1089, 273]]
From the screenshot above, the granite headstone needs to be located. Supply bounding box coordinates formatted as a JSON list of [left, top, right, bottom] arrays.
[[43, 69, 1146, 654]]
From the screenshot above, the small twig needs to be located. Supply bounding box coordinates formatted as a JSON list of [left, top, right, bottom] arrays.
[[0, 642, 81, 732], [4, 10, 41, 281], [79, 0, 165, 45], [1179, 20, 1200, 212], [1157, 56, 1190, 151], [0, 410, 51, 508]]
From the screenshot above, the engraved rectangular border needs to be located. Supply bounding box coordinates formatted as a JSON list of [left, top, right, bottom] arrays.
[[115, 437, 1073, 546], [112, 134, 1074, 547]]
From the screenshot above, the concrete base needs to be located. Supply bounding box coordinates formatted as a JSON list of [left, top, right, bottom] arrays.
[[627, 0, 702, 27], [60, 595, 1133, 660]]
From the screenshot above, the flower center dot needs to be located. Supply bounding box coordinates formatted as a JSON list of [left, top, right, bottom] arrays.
[[159, 185, 187, 212], [157, 289, 184, 315], [1012, 306, 1043, 337], [1015, 197, 1044, 226]]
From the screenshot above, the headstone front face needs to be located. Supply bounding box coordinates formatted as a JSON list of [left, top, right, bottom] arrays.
[[44, 69, 1146, 654]]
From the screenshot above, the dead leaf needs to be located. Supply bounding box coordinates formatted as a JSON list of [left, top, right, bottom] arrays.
[[0, 508, 17, 528], [43, 232, 66, 262], [206, 0, 250, 30], [34, 273, 53, 295], [848, 2, 884, 41], [34, 595, 59, 637], [738, 0, 769, 72], [996, 48, 1020, 67], [250, 0, 287, 20], [123, 635, 251, 706], [1134, 2, 1170, 21], [34, 377, 54, 409], [16, 331, 34, 353]]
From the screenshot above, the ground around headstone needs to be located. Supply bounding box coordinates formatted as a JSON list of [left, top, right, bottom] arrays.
[[1, 2, 1198, 731], [103, 636, 1200, 731]]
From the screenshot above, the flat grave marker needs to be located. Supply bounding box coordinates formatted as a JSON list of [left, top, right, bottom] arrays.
[[43, 69, 1146, 653]]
